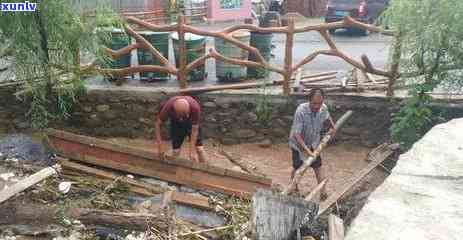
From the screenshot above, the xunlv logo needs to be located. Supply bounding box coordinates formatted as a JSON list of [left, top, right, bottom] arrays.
[[1, 1, 37, 12]]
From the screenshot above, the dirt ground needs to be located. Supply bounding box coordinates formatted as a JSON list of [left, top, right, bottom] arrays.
[[106, 138, 379, 197]]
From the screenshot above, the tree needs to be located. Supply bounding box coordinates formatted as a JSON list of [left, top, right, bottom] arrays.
[[0, 0, 122, 129], [382, 0, 463, 148]]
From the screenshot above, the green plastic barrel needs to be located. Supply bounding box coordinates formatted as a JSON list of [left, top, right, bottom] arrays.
[[215, 30, 251, 82], [108, 28, 131, 69], [137, 31, 170, 81], [172, 32, 206, 81], [247, 32, 273, 79]]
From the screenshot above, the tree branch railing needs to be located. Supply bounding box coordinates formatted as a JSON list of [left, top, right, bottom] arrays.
[[97, 15, 396, 95]]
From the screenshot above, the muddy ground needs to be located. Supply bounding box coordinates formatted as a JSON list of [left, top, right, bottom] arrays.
[[0, 134, 394, 239], [107, 138, 388, 202]]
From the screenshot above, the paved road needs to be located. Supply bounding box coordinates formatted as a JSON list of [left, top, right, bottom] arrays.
[[87, 28, 392, 88], [0, 20, 393, 89]]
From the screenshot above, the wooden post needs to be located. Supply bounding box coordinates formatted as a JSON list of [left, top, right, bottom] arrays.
[[292, 68, 303, 92], [252, 189, 318, 240], [328, 214, 344, 240], [0, 165, 59, 204], [178, 14, 188, 89], [387, 31, 402, 96], [283, 18, 295, 95]]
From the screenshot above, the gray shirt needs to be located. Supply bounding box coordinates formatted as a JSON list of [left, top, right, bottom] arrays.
[[289, 103, 330, 158]]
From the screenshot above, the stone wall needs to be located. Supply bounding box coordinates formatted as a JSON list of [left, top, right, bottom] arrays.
[[55, 87, 399, 147], [3, 86, 463, 148]]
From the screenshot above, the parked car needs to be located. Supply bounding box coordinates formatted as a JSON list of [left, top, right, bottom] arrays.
[[325, 0, 389, 35]]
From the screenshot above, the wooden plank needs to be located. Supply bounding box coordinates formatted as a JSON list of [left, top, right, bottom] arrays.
[[219, 148, 267, 178], [304, 179, 328, 202], [59, 158, 213, 210], [328, 214, 344, 240], [0, 204, 170, 232], [299, 75, 336, 84], [317, 144, 396, 216], [0, 165, 59, 204], [46, 128, 270, 185], [47, 131, 271, 198], [58, 157, 166, 193], [252, 189, 318, 240]]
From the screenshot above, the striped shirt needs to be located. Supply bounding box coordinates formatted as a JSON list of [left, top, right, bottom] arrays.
[[289, 103, 330, 159]]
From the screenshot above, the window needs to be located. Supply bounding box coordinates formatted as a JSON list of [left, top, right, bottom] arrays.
[[220, 0, 243, 9]]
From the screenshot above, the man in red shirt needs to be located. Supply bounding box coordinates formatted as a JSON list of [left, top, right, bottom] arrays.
[[155, 96, 206, 163]]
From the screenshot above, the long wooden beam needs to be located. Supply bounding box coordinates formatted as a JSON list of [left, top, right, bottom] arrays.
[[317, 143, 397, 216], [58, 158, 213, 210], [46, 129, 272, 198], [0, 165, 59, 204]]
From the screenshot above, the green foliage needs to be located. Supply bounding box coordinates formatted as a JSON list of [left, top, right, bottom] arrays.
[[390, 89, 446, 150], [382, 0, 463, 89], [255, 81, 273, 126], [382, 0, 463, 147], [0, 0, 122, 129]]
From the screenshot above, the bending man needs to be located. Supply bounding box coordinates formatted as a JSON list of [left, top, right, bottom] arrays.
[[289, 88, 336, 199], [155, 96, 206, 163]]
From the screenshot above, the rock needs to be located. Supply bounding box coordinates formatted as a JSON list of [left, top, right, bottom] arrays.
[[109, 97, 120, 103], [138, 118, 150, 124], [216, 112, 232, 118], [341, 127, 360, 136], [276, 119, 286, 127], [231, 166, 242, 172], [102, 110, 117, 120], [139, 177, 169, 189], [174, 204, 226, 228], [179, 186, 198, 193], [205, 116, 218, 123], [220, 103, 231, 109], [85, 115, 102, 127], [83, 106, 92, 113], [247, 112, 258, 122], [258, 139, 272, 148], [203, 101, 217, 108], [131, 104, 146, 115], [272, 128, 288, 138], [96, 104, 110, 112], [235, 129, 257, 139], [221, 137, 240, 145]]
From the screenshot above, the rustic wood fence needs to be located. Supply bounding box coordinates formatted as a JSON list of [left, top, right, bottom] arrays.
[[101, 15, 398, 96]]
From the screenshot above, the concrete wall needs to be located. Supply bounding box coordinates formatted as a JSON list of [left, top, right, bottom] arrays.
[[208, 0, 252, 22], [345, 118, 463, 240]]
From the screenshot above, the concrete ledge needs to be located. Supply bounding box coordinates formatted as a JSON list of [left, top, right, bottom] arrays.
[[346, 118, 463, 240]]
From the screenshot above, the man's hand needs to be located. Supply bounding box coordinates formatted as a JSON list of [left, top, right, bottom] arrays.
[[305, 147, 315, 158], [328, 127, 337, 137], [190, 152, 199, 162], [157, 141, 166, 159]]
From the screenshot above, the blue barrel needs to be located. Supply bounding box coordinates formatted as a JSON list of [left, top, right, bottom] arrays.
[[247, 32, 273, 78], [172, 32, 206, 81], [137, 31, 170, 81], [215, 30, 251, 82]]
